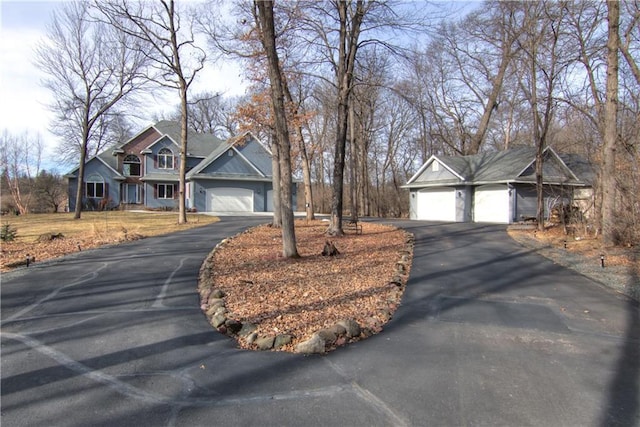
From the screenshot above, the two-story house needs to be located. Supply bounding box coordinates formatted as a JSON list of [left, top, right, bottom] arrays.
[[66, 120, 289, 213]]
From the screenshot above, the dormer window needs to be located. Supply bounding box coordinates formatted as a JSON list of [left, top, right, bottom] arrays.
[[123, 154, 141, 176], [432, 161, 440, 172], [158, 148, 174, 169]]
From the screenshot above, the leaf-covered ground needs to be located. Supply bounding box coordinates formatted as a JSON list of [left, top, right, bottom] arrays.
[[199, 220, 413, 352]]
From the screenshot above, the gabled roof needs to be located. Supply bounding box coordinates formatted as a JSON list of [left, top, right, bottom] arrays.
[[150, 120, 226, 157], [65, 151, 124, 180], [405, 146, 591, 188], [186, 132, 269, 180], [112, 120, 226, 158]]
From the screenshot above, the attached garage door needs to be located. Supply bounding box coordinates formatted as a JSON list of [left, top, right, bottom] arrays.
[[474, 185, 510, 223], [266, 190, 273, 212], [208, 188, 253, 212], [417, 188, 456, 221]]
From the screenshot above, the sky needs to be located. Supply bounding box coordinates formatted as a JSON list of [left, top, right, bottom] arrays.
[[0, 0, 246, 173]]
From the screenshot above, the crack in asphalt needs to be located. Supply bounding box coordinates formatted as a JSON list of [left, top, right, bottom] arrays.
[[2, 263, 109, 324], [152, 257, 188, 309]]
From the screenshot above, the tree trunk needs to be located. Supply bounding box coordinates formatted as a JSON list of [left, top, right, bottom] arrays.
[[178, 82, 189, 224], [73, 124, 90, 219], [255, 0, 298, 258], [282, 82, 315, 221], [469, 39, 512, 155], [270, 134, 282, 227], [601, 0, 619, 246], [328, 0, 364, 235], [349, 102, 358, 221], [299, 137, 315, 220]]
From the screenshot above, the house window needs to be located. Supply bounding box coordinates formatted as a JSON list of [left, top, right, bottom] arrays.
[[156, 183, 175, 199], [432, 162, 440, 172], [157, 148, 174, 169], [86, 174, 105, 198], [123, 154, 141, 176]]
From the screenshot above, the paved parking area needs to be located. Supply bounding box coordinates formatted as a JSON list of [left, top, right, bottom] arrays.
[[1, 219, 638, 426]]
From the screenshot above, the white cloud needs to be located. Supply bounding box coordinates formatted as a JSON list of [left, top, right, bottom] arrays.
[[0, 1, 247, 172]]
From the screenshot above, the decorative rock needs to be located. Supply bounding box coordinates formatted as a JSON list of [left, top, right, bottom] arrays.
[[208, 298, 225, 309], [255, 336, 275, 351], [335, 336, 348, 346], [328, 324, 346, 337], [337, 319, 361, 338], [274, 334, 293, 349], [317, 328, 337, 344], [246, 332, 258, 344], [225, 319, 242, 335], [214, 306, 227, 316], [211, 289, 226, 299], [361, 327, 374, 338], [295, 333, 325, 354], [238, 322, 258, 337], [211, 314, 227, 328]]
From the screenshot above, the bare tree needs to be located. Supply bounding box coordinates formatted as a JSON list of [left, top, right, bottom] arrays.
[[515, 1, 567, 230], [0, 130, 42, 214], [34, 170, 67, 213], [601, 0, 620, 245], [35, 1, 148, 219], [252, 0, 299, 258], [169, 92, 242, 138], [96, 0, 206, 224]]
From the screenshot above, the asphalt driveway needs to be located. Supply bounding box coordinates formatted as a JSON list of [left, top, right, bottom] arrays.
[[1, 219, 638, 426]]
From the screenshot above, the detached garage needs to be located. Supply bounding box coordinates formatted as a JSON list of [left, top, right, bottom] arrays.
[[207, 187, 254, 212], [404, 147, 593, 224]]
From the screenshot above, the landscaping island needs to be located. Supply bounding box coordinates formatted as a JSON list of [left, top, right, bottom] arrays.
[[198, 220, 413, 354]]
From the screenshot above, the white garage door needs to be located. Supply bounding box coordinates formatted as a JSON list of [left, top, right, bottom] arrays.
[[417, 188, 456, 221], [474, 185, 510, 223], [208, 188, 253, 212]]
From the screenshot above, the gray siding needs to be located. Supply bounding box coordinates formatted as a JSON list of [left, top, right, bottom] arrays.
[[144, 182, 178, 210], [514, 184, 571, 220], [67, 159, 119, 211], [204, 150, 257, 175], [414, 161, 459, 183], [236, 140, 272, 176]]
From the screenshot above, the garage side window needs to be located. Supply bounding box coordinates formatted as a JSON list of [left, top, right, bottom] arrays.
[[86, 174, 105, 198], [157, 148, 174, 169]]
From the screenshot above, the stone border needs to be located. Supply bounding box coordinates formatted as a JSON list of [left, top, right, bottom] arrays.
[[198, 226, 414, 354]]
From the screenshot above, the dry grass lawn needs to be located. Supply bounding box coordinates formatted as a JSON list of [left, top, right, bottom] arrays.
[[1, 211, 218, 271]]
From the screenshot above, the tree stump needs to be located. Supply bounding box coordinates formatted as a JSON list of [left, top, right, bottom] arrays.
[[321, 240, 340, 256], [37, 233, 64, 242]]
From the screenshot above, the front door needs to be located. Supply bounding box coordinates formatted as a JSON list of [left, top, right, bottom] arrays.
[[123, 183, 141, 204]]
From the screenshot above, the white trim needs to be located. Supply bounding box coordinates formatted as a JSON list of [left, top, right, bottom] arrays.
[[406, 155, 465, 185], [516, 147, 580, 182]]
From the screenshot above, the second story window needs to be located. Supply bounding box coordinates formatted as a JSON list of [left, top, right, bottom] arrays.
[[123, 155, 141, 176], [158, 148, 174, 169]]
